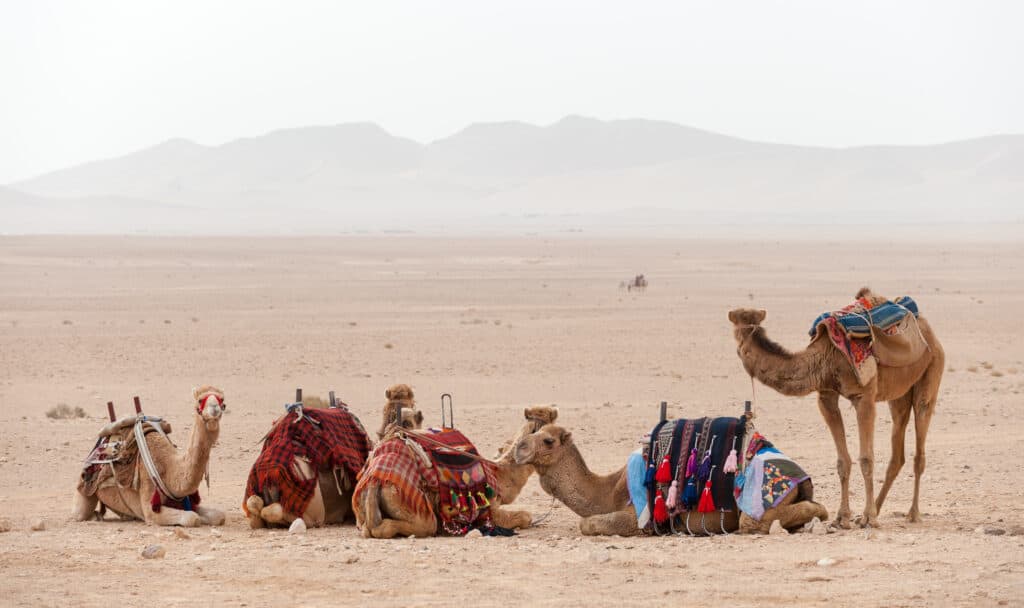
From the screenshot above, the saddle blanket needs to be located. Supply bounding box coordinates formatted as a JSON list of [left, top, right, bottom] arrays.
[[245, 406, 373, 518], [734, 432, 810, 521], [809, 295, 918, 338]]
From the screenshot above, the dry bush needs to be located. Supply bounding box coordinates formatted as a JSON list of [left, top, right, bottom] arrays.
[[45, 404, 87, 419]]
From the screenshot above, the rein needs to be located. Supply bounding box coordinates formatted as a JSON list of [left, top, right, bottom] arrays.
[[397, 429, 497, 466]]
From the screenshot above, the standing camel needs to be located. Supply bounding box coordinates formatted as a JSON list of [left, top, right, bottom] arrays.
[[74, 386, 227, 527], [512, 424, 827, 535], [727, 289, 944, 528]]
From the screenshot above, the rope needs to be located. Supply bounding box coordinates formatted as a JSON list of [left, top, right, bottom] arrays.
[[529, 495, 558, 527], [134, 417, 183, 501]]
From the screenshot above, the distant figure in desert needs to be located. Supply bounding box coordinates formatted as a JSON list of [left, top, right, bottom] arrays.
[[74, 386, 228, 527], [623, 274, 648, 292], [728, 287, 944, 528]]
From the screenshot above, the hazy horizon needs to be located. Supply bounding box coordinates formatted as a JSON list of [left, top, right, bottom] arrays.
[[2, 1, 1021, 183]]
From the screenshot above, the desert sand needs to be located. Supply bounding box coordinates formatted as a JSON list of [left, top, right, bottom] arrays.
[[1, 233, 1022, 607]]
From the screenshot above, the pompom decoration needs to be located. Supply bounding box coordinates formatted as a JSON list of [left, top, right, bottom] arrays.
[[666, 480, 679, 509], [723, 436, 739, 474], [685, 448, 698, 477], [653, 490, 669, 523], [655, 455, 672, 484], [698, 466, 717, 513]]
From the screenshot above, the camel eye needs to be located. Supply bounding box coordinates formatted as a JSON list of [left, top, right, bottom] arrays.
[[543, 438, 555, 446]]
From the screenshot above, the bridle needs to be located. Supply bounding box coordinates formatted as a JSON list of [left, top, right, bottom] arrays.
[[196, 392, 225, 415]]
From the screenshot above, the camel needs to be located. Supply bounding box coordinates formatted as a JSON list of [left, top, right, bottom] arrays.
[[245, 386, 423, 529], [727, 288, 944, 528], [376, 383, 423, 440], [354, 405, 558, 538], [513, 423, 828, 535], [73, 386, 227, 527], [626, 274, 648, 292]]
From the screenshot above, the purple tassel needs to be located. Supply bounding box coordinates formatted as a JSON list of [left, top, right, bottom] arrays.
[[698, 436, 717, 480], [685, 449, 697, 477]]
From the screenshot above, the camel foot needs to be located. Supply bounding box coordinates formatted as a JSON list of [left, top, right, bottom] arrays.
[[245, 496, 266, 529], [260, 503, 295, 526], [196, 506, 226, 526], [854, 514, 880, 528], [906, 509, 921, 524], [832, 513, 853, 530]]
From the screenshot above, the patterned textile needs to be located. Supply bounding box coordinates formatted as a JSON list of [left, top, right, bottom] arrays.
[[734, 432, 810, 521], [79, 423, 160, 496], [354, 428, 498, 535], [809, 296, 919, 338], [641, 415, 745, 528], [245, 407, 373, 517], [821, 316, 877, 385]]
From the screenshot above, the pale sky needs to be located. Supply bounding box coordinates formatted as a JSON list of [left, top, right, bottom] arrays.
[[1, 0, 1020, 183]]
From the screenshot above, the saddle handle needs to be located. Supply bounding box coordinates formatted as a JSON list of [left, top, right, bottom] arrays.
[[441, 393, 454, 429]]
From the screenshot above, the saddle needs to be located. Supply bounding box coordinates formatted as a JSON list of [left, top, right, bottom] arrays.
[[78, 416, 173, 497], [245, 405, 373, 518], [810, 295, 928, 384], [637, 414, 749, 535]]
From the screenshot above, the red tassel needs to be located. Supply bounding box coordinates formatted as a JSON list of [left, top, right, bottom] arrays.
[[655, 455, 672, 483], [150, 489, 162, 513], [653, 489, 669, 523], [697, 480, 716, 513]]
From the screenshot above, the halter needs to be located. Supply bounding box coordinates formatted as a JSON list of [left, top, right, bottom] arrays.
[[196, 392, 225, 414]]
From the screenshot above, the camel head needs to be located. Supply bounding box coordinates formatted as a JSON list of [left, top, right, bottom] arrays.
[[192, 385, 225, 430], [378, 383, 422, 439], [495, 405, 559, 460], [728, 308, 766, 328], [513, 423, 572, 469]]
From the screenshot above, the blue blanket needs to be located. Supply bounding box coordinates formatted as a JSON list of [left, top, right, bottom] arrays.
[[809, 296, 918, 338], [626, 449, 649, 527]]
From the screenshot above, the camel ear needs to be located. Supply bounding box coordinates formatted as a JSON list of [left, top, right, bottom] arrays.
[[728, 310, 738, 324], [549, 407, 558, 423], [523, 407, 531, 419], [755, 309, 766, 324], [414, 411, 423, 425], [385, 388, 392, 400], [559, 430, 572, 444]]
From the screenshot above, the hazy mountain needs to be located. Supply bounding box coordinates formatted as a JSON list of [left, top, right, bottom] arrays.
[[5, 117, 1022, 233]]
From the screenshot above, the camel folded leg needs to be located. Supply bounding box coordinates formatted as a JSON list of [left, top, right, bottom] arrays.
[[579, 508, 642, 536], [146, 505, 202, 527], [490, 505, 531, 530], [194, 505, 225, 526], [72, 490, 102, 522], [245, 495, 266, 529], [361, 484, 437, 539], [741, 501, 830, 534]]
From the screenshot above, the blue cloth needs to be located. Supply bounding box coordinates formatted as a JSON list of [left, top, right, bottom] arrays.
[[809, 296, 919, 337], [626, 449, 649, 525]]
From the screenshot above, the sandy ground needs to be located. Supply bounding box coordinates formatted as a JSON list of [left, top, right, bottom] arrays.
[[1, 233, 1022, 607]]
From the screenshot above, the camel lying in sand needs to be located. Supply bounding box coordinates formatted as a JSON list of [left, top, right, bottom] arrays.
[[245, 385, 422, 529], [353, 405, 558, 538], [728, 287, 944, 527], [513, 423, 827, 535], [73, 386, 227, 527]]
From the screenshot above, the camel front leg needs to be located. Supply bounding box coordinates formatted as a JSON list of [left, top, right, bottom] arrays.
[[245, 495, 266, 529], [194, 505, 225, 526], [817, 391, 853, 528], [853, 392, 879, 527], [145, 505, 202, 527], [875, 394, 912, 515], [490, 505, 531, 530], [579, 509, 642, 536]]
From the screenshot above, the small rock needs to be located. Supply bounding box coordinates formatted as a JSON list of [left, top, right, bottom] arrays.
[[769, 520, 789, 535], [974, 526, 987, 535], [141, 544, 166, 559], [984, 526, 1006, 536], [174, 528, 191, 540], [465, 529, 484, 538], [817, 557, 837, 567], [289, 518, 307, 534], [804, 517, 826, 536], [342, 554, 359, 564], [0, 519, 12, 533], [1008, 526, 1024, 537], [30, 519, 45, 531], [590, 549, 611, 563]]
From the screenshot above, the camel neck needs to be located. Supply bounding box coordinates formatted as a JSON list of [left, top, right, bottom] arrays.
[[536, 443, 627, 517], [736, 325, 823, 396], [170, 412, 219, 496], [493, 461, 533, 504]]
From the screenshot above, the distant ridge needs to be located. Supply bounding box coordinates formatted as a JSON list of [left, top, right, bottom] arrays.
[[4, 117, 1022, 233]]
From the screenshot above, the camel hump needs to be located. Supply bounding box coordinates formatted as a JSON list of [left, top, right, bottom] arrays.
[[855, 286, 874, 299]]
